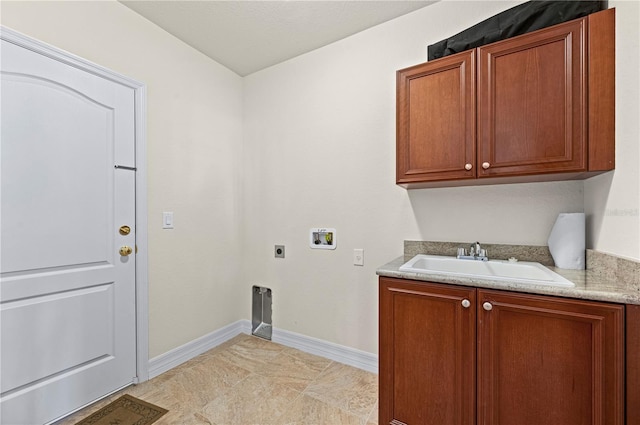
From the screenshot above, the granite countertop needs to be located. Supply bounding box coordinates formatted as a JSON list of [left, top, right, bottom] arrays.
[[377, 241, 640, 305]]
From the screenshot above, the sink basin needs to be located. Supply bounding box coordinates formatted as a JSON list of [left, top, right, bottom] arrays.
[[399, 254, 574, 287]]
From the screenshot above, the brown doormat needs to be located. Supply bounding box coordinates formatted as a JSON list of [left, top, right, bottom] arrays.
[[74, 394, 168, 425]]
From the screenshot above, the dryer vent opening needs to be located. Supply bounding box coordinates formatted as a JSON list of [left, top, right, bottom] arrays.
[[252, 286, 272, 340]]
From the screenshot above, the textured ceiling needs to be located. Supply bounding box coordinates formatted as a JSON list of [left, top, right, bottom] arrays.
[[119, 1, 437, 76]]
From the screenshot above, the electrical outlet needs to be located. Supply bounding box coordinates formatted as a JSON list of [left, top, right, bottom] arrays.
[[354, 249, 364, 266]]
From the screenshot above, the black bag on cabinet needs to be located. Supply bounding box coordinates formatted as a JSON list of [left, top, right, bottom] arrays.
[[427, 1, 605, 61]]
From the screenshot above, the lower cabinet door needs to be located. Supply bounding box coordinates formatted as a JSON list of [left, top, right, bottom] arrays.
[[477, 289, 624, 425], [379, 278, 476, 425]]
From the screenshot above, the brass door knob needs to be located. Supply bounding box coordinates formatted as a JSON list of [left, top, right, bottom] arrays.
[[119, 246, 133, 256]]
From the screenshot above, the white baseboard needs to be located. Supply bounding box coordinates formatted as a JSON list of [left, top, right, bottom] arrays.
[[148, 320, 378, 380], [148, 320, 248, 379], [272, 325, 378, 374]]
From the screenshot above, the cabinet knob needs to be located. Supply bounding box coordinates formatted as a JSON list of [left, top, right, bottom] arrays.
[[464, 163, 472, 171], [482, 162, 491, 169], [483, 302, 493, 311], [461, 299, 471, 308]]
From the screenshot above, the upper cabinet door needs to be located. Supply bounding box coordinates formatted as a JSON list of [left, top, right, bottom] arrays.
[[477, 18, 587, 178], [397, 50, 476, 185]]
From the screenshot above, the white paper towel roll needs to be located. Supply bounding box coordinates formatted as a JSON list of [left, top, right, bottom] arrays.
[[547, 212, 585, 269]]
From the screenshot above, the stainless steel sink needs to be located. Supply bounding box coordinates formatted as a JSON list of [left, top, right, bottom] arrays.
[[399, 254, 574, 287]]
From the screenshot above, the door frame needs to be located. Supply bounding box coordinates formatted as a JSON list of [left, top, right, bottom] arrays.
[[1, 26, 150, 382]]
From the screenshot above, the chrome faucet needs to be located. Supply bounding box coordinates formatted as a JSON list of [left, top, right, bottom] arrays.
[[457, 241, 489, 261]]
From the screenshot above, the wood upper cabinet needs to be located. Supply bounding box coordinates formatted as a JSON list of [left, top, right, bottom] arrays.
[[379, 277, 625, 425], [396, 8, 615, 188], [477, 289, 624, 425], [477, 18, 586, 177], [396, 50, 476, 184], [379, 277, 476, 425]]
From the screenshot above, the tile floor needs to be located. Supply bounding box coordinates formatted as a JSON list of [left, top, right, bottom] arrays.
[[56, 334, 379, 425]]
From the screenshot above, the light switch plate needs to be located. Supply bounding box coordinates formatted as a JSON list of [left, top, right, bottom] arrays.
[[162, 212, 174, 229]]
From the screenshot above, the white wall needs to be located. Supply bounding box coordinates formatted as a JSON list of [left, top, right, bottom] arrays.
[[584, 0, 640, 261], [3, 0, 638, 361], [243, 0, 639, 355], [1, 0, 245, 358]]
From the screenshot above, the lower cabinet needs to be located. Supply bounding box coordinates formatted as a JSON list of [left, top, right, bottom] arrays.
[[379, 277, 625, 425], [379, 278, 476, 424]]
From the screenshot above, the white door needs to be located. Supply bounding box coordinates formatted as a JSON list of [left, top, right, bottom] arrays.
[[1, 37, 137, 424]]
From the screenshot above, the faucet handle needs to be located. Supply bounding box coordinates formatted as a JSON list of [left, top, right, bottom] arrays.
[[479, 248, 487, 257], [457, 247, 466, 257]]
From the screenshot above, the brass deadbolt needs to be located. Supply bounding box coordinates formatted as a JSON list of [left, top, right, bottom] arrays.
[[119, 246, 133, 256], [119, 225, 131, 235]]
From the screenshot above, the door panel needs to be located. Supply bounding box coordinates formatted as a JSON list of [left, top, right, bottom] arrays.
[[1, 38, 136, 424], [1, 283, 114, 392], [1, 73, 113, 272]]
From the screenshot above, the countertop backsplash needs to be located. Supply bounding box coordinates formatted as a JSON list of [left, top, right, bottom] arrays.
[[404, 240, 555, 265], [586, 249, 640, 291]]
